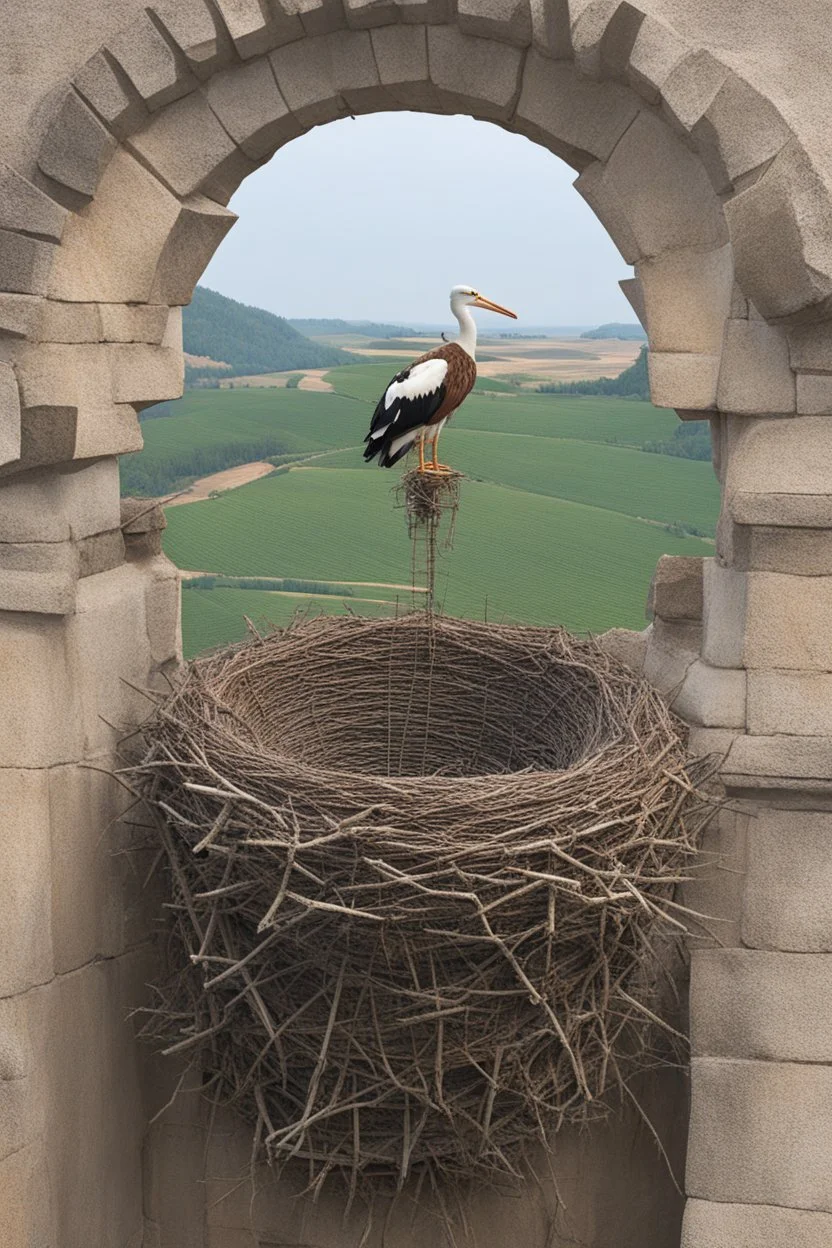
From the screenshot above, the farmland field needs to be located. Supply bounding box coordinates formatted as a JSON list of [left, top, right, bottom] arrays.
[[122, 355, 719, 657]]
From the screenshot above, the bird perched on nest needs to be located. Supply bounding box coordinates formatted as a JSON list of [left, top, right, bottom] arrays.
[[363, 285, 517, 473]]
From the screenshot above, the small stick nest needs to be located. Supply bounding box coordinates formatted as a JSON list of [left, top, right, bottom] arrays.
[[134, 613, 710, 1195], [400, 467, 463, 530]]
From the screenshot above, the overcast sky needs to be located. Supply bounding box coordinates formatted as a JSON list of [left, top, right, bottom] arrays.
[[202, 112, 635, 329]]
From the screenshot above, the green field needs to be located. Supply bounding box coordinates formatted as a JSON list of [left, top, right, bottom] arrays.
[[121, 364, 719, 656]]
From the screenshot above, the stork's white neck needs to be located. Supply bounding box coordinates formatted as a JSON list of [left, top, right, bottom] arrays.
[[452, 300, 477, 359]]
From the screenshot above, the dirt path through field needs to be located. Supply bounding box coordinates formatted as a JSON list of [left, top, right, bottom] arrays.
[[298, 370, 334, 392], [164, 461, 275, 506]]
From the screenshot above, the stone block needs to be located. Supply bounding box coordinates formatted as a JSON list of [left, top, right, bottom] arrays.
[[371, 25, 440, 110], [691, 948, 832, 1063], [37, 299, 102, 343], [642, 615, 700, 698], [575, 160, 641, 263], [723, 735, 832, 798], [73, 50, 150, 140], [48, 763, 137, 974], [636, 244, 732, 355], [148, 194, 237, 306], [457, 0, 532, 46], [0, 361, 21, 467], [647, 554, 703, 622], [743, 571, 832, 670], [682, 805, 746, 949], [152, 0, 236, 79], [725, 415, 832, 514], [0, 1145, 52, 1247], [0, 611, 80, 766], [203, 57, 302, 161], [0, 470, 71, 542], [11, 340, 144, 462], [648, 352, 719, 411], [660, 49, 728, 135], [0, 229, 55, 296], [342, 0, 401, 28], [43, 956, 146, 1248], [683, 1200, 832, 1248], [736, 526, 832, 576], [717, 320, 795, 416], [110, 342, 184, 405], [0, 568, 76, 614], [724, 141, 832, 323], [672, 660, 746, 729], [748, 670, 832, 736], [619, 276, 645, 328], [214, 0, 303, 57], [70, 563, 154, 754], [0, 163, 67, 242], [788, 318, 832, 371], [0, 293, 42, 339], [578, 110, 727, 263], [0, 769, 52, 996], [702, 560, 746, 669], [37, 90, 117, 200], [145, 557, 181, 664], [743, 808, 832, 952], [570, 0, 632, 79], [121, 496, 167, 534], [330, 28, 396, 113], [270, 33, 347, 127], [595, 626, 647, 673], [516, 53, 639, 168], [48, 149, 183, 303], [596, 1, 651, 82], [732, 493, 832, 529], [99, 303, 170, 344], [57, 457, 122, 540], [625, 15, 685, 103], [129, 92, 256, 204], [107, 12, 197, 110], [691, 75, 793, 195], [125, 529, 163, 559], [688, 1057, 832, 1210], [285, 0, 349, 37], [796, 372, 832, 415], [529, 0, 571, 59], [78, 529, 126, 578], [272, 29, 392, 124], [427, 27, 524, 121]]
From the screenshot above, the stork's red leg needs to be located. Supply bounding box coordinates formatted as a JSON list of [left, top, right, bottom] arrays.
[[429, 430, 452, 473]]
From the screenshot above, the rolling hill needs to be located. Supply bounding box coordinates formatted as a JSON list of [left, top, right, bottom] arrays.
[[581, 323, 647, 340], [183, 286, 354, 377], [288, 318, 418, 338]]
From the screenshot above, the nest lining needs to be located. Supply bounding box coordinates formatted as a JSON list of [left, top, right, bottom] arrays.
[[135, 613, 708, 1192]]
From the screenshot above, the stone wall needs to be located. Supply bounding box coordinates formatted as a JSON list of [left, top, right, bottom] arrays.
[[2, 1, 832, 1245]]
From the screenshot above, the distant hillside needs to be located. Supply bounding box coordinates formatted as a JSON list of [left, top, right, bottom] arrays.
[[539, 346, 649, 399], [581, 323, 647, 340], [183, 287, 353, 378], [289, 317, 417, 338]]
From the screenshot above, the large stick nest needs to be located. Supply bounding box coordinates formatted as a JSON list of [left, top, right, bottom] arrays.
[[134, 613, 710, 1193]]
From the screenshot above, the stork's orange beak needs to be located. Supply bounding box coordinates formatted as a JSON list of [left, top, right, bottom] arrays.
[[472, 294, 518, 319]]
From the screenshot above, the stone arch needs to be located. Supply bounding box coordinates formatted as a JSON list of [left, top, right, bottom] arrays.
[[4, 4, 832, 1248]]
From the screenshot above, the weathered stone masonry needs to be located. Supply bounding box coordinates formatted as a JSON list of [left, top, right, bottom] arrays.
[[3, 1, 832, 1245]]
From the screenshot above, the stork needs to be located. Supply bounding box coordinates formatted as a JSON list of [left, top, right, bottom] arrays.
[[363, 286, 517, 473]]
